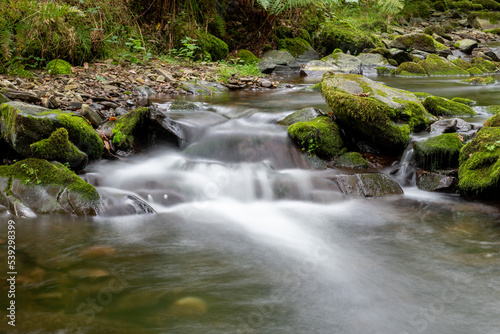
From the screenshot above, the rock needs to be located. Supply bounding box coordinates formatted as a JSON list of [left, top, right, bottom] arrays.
[[458, 127, 500, 198], [155, 68, 175, 82], [98, 188, 156, 216], [296, 45, 320, 62], [430, 118, 473, 134], [278, 107, 325, 125], [180, 80, 228, 96], [388, 33, 436, 53], [2, 89, 41, 103], [333, 173, 403, 197], [417, 171, 459, 193], [462, 76, 496, 85], [419, 54, 468, 76], [334, 152, 368, 169], [476, 18, 500, 31], [454, 39, 478, 54], [64, 84, 78, 91], [320, 73, 433, 155], [0, 101, 103, 160], [287, 116, 344, 159], [423, 96, 476, 117], [482, 50, 500, 62], [389, 48, 413, 65], [414, 133, 464, 171], [102, 84, 119, 91], [303, 60, 340, 72], [134, 85, 157, 98], [46, 59, 72, 75], [0, 93, 10, 103], [484, 113, 500, 127], [259, 79, 273, 88], [169, 100, 204, 112], [305, 52, 388, 74], [30, 128, 88, 170], [81, 103, 103, 127], [257, 50, 300, 74], [319, 21, 380, 55], [0, 159, 100, 216], [393, 62, 428, 77], [107, 107, 150, 151]]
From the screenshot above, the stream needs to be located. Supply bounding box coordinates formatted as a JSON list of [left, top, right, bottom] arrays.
[[1, 74, 500, 334]]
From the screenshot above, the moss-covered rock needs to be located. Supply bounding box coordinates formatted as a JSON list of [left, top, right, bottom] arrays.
[[388, 33, 436, 53], [414, 133, 464, 171], [277, 38, 311, 57], [0, 158, 100, 215], [287, 116, 344, 159], [0, 101, 103, 160], [275, 25, 293, 39], [414, 92, 433, 100], [451, 97, 476, 106], [111, 107, 150, 151], [193, 30, 228, 61], [458, 127, 500, 198], [320, 73, 434, 155], [462, 76, 496, 85], [470, 56, 498, 73], [484, 113, 500, 127], [466, 67, 485, 76], [30, 128, 88, 170], [393, 61, 428, 77], [334, 152, 368, 169], [420, 54, 469, 76], [423, 96, 476, 117], [236, 50, 259, 64], [258, 50, 300, 74], [296, 28, 312, 43], [334, 173, 403, 197], [454, 39, 478, 54], [279, 107, 325, 126], [319, 21, 381, 55], [46, 59, 72, 75], [376, 66, 393, 76], [476, 0, 500, 10]]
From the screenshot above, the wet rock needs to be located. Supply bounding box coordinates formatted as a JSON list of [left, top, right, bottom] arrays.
[[104, 107, 150, 152], [0, 159, 100, 216], [414, 133, 464, 171], [98, 188, 156, 216], [278, 107, 325, 125], [454, 39, 478, 54], [320, 73, 433, 155], [258, 50, 300, 74], [334, 152, 368, 169], [296, 46, 320, 62], [333, 173, 403, 197], [2, 89, 41, 103], [0, 101, 103, 160], [180, 80, 228, 95], [389, 48, 413, 65], [423, 96, 476, 117], [169, 100, 204, 112], [0, 92, 10, 103], [305, 52, 388, 74], [430, 118, 473, 134], [417, 171, 459, 193]]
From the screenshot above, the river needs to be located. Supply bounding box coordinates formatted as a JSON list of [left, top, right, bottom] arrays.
[[1, 73, 499, 334]]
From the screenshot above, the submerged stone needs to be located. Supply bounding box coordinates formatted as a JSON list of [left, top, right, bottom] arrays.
[[417, 171, 459, 193], [333, 173, 403, 197]]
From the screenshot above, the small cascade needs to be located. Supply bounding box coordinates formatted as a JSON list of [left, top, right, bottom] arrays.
[[390, 140, 417, 187]]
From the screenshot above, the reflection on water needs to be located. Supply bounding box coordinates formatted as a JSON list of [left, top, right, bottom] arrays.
[[1, 75, 500, 334]]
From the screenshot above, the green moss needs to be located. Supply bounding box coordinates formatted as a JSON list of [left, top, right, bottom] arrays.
[[470, 56, 498, 73], [376, 66, 393, 76], [423, 96, 476, 117], [46, 59, 72, 75], [393, 62, 428, 77], [458, 127, 500, 198], [299, 5, 326, 34], [111, 107, 149, 151], [452, 58, 472, 71], [477, 0, 500, 11], [466, 67, 484, 76], [277, 38, 311, 57], [0, 158, 99, 203], [309, 83, 321, 91], [432, 1, 448, 11], [452, 0, 473, 10], [30, 128, 87, 169], [485, 105, 500, 114], [415, 133, 464, 171], [394, 99, 432, 131], [434, 41, 448, 50], [275, 25, 293, 39], [414, 92, 433, 100], [470, 11, 500, 24], [287, 116, 344, 159], [236, 50, 259, 64], [423, 25, 446, 37], [335, 152, 368, 169], [484, 113, 500, 127], [193, 30, 228, 61], [7, 62, 34, 78], [295, 28, 311, 43], [319, 21, 381, 55], [420, 54, 469, 76], [462, 76, 496, 85], [0, 103, 103, 160], [451, 97, 476, 106], [484, 28, 500, 34]]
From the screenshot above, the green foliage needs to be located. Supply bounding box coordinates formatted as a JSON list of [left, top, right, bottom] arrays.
[[377, 0, 405, 15], [170, 37, 200, 60], [320, 21, 380, 55], [19, 162, 41, 184], [277, 38, 310, 57], [213, 62, 263, 82], [235, 50, 259, 65], [256, 0, 339, 16], [46, 59, 72, 75]]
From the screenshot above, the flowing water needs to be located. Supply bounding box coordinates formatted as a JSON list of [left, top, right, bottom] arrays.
[[1, 75, 500, 334]]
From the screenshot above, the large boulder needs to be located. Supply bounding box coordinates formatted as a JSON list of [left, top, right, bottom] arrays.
[[458, 127, 500, 198], [0, 159, 100, 216], [257, 50, 300, 74], [332, 173, 403, 197], [414, 133, 464, 171], [320, 73, 434, 154], [304, 52, 388, 73], [388, 33, 436, 53], [420, 54, 469, 76], [319, 21, 381, 55], [287, 116, 344, 159], [107, 107, 150, 151], [0, 101, 103, 160], [278, 107, 326, 126]]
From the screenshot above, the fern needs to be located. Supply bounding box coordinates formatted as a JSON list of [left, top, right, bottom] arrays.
[[377, 0, 405, 15], [256, 0, 340, 16], [0, 29, 13, 62]]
